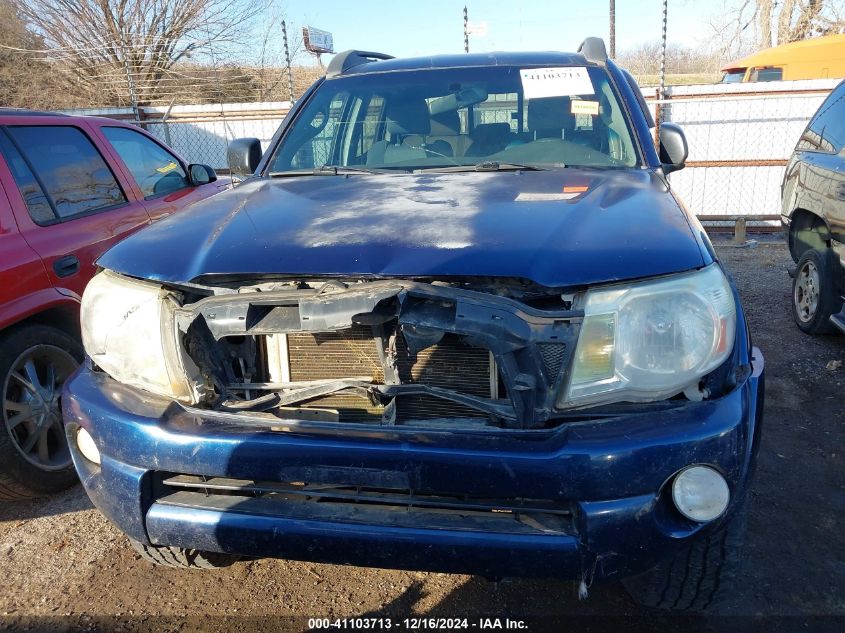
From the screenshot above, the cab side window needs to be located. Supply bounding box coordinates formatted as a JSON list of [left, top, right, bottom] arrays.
[[750, 67, 783, 82], [0, 126, 126, 224], [102, 126, 190, 198]]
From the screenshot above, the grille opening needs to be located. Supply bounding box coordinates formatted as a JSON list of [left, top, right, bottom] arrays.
[[179, 279, 586, 431]]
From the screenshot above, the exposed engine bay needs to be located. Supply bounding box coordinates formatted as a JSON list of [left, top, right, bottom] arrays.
[[173, 277, 584, 429]]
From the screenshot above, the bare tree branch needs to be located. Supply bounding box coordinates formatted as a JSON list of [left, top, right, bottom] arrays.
[[11, 0, 263, 104], [715, 0, 845, 56]]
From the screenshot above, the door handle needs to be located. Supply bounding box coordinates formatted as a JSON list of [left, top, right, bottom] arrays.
[[836, 183, 845, 201], [53, 255, 80, 278]]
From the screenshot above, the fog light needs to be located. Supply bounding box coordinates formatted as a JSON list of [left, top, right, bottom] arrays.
[[76, 427, 101, 465], [671, 465, 729, 522]]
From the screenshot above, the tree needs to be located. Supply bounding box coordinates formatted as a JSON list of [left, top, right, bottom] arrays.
[[714, 0, 845, 55], [12, 0, 263, 105], [755, 0, 845, 47], [0, 0, 51, 108], [0, 0, 81, 109], [617, 42, 723, 78]]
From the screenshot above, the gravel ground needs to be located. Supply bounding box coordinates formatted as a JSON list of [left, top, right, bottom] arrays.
[[0, 236, 843, 632]]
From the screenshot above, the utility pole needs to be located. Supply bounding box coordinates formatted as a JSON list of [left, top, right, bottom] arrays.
[[281, 20, 294, 103], [463, 6, 469, 53], [655, 0, 668, 145], [659, 0, 668, 101], [119, 42, 140, 123], [609, 0, 616, 58]]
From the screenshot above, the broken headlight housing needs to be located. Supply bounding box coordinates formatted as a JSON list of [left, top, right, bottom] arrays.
[[81, 271, 195, 401], [560, 264, 736, 408]]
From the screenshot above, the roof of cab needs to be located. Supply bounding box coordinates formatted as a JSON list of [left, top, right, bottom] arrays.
[[721, 33, 845, 72], [334, 50, 593, 77]]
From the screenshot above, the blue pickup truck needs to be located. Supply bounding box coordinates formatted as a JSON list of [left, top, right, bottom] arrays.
[[63, 38, 764, 611]]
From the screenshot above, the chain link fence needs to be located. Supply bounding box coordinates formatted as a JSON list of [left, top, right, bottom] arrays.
[[645, 79, 839, 229], [61, 102, 293, 169]]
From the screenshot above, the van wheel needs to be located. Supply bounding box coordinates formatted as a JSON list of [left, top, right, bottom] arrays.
[[129, 539, 239, 569], [0, 325, 82, 500], [792, 248, 840, 334], [622, 500, 747, 612]]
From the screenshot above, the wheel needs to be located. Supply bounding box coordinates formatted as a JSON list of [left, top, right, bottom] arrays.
[[792, 248, 841, 334], [0, 325, 82, 500], [129, 538, 239, 569], [622, 500, 747, 612]]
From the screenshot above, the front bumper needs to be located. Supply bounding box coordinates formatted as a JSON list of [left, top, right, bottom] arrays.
[[63, 348, 764, 582]]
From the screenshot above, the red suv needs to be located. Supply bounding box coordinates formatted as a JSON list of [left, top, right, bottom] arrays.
[[0, 110, 225, 499]]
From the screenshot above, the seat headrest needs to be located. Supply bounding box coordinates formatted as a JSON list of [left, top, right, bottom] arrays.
[[386, 97, 431, 136], [469, 122, 511, 142], [430, 110, 460, 135], [527, 97, 576, 133]]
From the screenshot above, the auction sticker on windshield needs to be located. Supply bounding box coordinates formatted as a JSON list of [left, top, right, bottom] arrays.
[[520, 66, 593, 98], [571, 99, 600, 115]]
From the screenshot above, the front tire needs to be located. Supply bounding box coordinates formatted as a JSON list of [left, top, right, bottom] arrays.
[[792, 248, 841, 335], [622, 501, 747, 611], [129, 539, 239, 569], [0, 325, 82, 500]]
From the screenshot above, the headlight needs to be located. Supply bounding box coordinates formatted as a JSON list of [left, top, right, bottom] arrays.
[[81, 271, 195, 400], [560, 264, 736, 408]]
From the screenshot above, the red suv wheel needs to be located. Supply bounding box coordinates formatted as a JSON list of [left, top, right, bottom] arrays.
[[0, 325, 82, 499]]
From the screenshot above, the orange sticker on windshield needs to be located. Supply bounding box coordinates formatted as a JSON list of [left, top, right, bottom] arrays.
[[571, 100, 599, 116], [156, 161, 179, 174]]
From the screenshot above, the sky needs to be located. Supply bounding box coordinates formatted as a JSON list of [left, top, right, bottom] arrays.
[[283, 0, 716, 61]]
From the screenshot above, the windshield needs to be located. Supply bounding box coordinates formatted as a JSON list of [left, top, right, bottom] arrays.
[[267, 65, 641, 173], [721, 70, 746, 83]]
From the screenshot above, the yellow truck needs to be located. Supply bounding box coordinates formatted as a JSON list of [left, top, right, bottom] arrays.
[[721, 34, 845, 83]]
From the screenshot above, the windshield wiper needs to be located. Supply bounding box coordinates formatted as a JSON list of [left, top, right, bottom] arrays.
[[415, 161, 552, 174], [268, 165, 400, 178], [476, 161, 552, 172], [314, 165, 399, 175]]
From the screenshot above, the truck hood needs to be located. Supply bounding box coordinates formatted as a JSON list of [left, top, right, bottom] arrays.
[[99, 169, 707, 288]]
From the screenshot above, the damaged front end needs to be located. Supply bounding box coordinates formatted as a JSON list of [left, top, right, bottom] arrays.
[[177, 277, 582, 430], [81, 263, 742, 431]]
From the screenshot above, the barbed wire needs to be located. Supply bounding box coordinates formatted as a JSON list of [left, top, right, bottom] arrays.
[[0, 30, 321, 109]]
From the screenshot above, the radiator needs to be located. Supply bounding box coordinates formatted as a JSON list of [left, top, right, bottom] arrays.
[[276, 325, 494, 422]]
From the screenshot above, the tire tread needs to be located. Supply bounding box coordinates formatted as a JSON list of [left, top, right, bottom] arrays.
[[623, 502, 746, 612]]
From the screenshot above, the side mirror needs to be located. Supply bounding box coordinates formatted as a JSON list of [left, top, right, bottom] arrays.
[[658, 122, 688, 174], [227, 138, 262, 180], [188, 163, 217, 186]]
